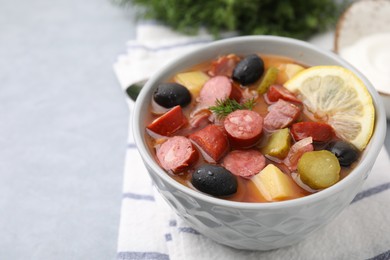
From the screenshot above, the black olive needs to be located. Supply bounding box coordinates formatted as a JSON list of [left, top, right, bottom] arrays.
[[232, 54, 264, 86], [153, 83, 191, 108], [325, 141, 360, 167], [191, 164, 237, 197]]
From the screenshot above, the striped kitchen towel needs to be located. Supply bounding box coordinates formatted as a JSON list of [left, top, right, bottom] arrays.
[[114, 23, 390, 260]]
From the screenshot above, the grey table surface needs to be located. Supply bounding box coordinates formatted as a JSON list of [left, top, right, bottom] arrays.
[[1, 1, 390, 260], [0, 0, 135, 259]]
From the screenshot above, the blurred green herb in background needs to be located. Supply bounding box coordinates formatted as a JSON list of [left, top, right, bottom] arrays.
[[114, 0, 346, 39]]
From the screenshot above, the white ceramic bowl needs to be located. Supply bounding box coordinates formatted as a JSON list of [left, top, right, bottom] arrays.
[[133, 36, 386, 250]]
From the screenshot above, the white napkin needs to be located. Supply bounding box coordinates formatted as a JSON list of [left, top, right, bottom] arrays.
[[114, 23, 390, 260]]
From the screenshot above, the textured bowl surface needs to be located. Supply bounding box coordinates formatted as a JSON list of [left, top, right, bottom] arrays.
[[133, 36, 386, 250]]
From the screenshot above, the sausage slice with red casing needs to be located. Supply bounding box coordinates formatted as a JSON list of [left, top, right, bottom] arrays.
[[189, 124, 229, 163], [222, 150, 266, 178], [264, 99, 301, 131], [156, 136, 198, 174], [265, 84, 302, 104], [198, 75, 242, 107], [291, 122, 335, 142], [146, 105, 187, 137], [223, 109, 263, 148], [208, 54, 240, 78]]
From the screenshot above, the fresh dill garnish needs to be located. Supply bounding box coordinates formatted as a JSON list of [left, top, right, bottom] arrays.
[[209, 98, 256, 119]]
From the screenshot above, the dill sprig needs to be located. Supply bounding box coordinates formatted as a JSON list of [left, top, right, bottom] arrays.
[[209, 98, 256, 119]]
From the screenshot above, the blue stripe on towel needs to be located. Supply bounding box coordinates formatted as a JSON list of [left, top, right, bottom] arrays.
[[351, 182, 390, 204], [127, 39, 212, 52], [169, 220, 177, 227], [165, 233, 172, 241], [178, 227, 200, 235], [117, 251, 169, 260], [123, 192, 155, 201], [127, 143, 137, 149], [367, 249, 390, 260]]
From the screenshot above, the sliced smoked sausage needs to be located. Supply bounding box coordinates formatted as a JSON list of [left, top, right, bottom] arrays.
[[146, 105, 187, 137], [223, 109, 263, 148], [156, 136, 198, 174], [291, 122, 335, 142], [264, 99, 301, 131], [208, 54, 240, 78], [222, 150, 266, 178], [198, 75, 242, 107], [189, 124, 229, 163], [266, 84, 302, 104]]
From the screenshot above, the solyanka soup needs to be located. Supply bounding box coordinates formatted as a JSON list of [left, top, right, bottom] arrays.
[[144, 53, 374, 203]]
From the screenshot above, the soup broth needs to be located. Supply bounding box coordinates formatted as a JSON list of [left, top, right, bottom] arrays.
[[144, 53, 362, 203]]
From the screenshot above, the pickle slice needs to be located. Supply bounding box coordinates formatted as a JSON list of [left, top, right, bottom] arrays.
[[257, 66, 278, 94], [297, 150, 340, 190], [261, 128, 291, 159]]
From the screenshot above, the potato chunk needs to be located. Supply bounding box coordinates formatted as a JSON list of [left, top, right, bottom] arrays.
[[251, 164, 297, 201], [174, 71, 210, 96]]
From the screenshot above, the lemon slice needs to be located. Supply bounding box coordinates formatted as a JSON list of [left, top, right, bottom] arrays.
[[284, 65, 374, 151]]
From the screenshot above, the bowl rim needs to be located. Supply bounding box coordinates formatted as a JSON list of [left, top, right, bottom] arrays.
[[133, 35, 387, 210]]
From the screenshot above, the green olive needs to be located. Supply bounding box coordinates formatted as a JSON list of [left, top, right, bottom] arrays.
[[297, 150, 340, 190]]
